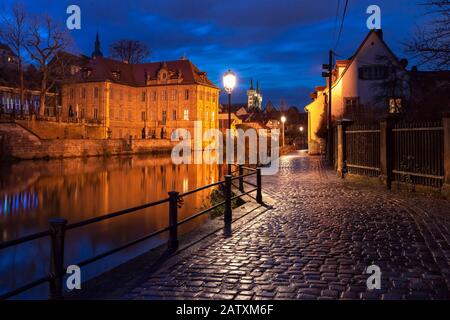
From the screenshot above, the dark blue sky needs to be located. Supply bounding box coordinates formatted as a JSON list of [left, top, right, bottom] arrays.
[[1, 0, 432, 108]]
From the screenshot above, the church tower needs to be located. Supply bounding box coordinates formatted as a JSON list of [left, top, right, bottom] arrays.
[[91, 32, 103, 58], [247, 79, 263, 110]]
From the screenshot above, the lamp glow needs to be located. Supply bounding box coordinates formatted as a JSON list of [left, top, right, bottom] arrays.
[[223, 70, 236, 93], [281, 116, 286, 123], [300, 126, 304, 132]]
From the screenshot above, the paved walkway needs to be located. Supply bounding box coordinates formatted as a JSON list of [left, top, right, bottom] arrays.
[[125, 151, 450, 300]]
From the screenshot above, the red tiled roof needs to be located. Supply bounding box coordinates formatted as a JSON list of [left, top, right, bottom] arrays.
[[71, 56, 218, 88]]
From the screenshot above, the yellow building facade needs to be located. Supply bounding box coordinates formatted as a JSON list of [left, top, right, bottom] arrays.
[[62, 58, 220, 140]]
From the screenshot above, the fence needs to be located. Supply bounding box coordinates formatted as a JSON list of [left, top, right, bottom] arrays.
[[392, 121, 444, 188], [345, 123, 381, 177], [0, 165, 263, 300], [336, 116, 447, 189]]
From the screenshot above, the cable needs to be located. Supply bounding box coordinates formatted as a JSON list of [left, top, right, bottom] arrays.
[[335, 0, 349, 50], [333, 0, 341, 39]]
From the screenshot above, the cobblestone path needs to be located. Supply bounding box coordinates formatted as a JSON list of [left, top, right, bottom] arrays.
[[125, 151, 450, 300]]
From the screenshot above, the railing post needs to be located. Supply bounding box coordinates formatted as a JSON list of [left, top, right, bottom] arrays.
[[443, 114, 450, 196], [256, 168, 263, 204], [168, 191, 179, 252], [49, 217, 67, 300], [238, 165, 244, 193], [380, 115, 399, 189], [337, 119, 352, 178], [224, 175, 232, 237]]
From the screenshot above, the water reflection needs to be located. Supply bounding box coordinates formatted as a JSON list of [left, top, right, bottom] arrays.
[[0, 155, 219, 298]]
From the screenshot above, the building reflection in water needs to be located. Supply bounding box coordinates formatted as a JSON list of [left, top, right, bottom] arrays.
[[0, 154, 219, 298]]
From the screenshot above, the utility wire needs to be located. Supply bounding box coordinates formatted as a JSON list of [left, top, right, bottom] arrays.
[[335, 0, 349, 50], [333, 0, 341, 39]]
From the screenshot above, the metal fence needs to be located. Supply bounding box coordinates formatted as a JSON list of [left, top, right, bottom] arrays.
[[345, 123, 381, 177], [0, 165, 263, 300], [392, 121, 444, 188]]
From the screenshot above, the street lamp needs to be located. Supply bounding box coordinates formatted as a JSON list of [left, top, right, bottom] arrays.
[[299, 126, 304, 149], [281, 115, 286, 147], [223, 70, 236, 175]]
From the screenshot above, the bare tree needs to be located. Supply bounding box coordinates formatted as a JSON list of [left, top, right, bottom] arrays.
[[110, 39, 151, 64], [0, 2, 27, 116], [406, 0, 450, 70], [25, 14, 72, 116]]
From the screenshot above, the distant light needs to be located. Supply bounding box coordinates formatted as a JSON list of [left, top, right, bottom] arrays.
[[281, 116, 286, 123], [223, 70, 236, 93], [299, 126, 304, 132]]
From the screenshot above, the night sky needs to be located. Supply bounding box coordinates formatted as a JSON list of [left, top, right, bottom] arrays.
[[1, 0, 433, 108]]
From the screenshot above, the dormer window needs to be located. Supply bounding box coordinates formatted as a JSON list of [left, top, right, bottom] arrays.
[[82, 68, 92, 79], [111, 71, 121, 81]]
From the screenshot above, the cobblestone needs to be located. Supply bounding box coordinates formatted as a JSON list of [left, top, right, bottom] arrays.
[[125, 151, 450, 300]]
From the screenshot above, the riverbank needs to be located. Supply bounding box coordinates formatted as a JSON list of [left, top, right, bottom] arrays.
[[0, 122, 176, 161]]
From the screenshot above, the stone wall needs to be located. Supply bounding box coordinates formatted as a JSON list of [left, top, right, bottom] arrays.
[[15, 119, 104, 139], [0, 123, 176, 161]]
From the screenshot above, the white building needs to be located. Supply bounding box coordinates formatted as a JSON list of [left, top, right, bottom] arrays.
[[304, 29, 409, 154]]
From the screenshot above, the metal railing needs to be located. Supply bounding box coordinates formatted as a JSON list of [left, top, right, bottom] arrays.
[[392, 121, 444, 188], [345, 123, 381, 177], [0, 165, 263, 300]]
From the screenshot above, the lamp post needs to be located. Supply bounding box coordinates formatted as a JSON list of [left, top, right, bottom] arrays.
[[281, 115, 286, 147], [223, 70, 236, 176], [299, 126, 304, 149]]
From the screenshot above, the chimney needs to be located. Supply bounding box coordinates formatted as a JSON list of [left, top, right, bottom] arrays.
[[375, 29, 383, 40]]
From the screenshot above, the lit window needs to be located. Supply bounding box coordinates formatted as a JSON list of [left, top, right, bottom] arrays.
[[389, 98, 402, 113], [183, 109, 189, 120]]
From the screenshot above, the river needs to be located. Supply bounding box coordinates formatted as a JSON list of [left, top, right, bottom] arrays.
[[0, 154, 220, 299]]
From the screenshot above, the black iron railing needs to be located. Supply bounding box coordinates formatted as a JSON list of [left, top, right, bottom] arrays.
[[0, 165, 263, 300]]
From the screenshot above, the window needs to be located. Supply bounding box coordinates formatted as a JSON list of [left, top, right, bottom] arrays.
[[110, 109, 114, 120], [344, 97, 360, 116], [170, 90, 177, 101], [161, 91, 167, 101], [94, 108, 98, 120], [389, 97, 402, 113], [141, 92, 146, 102], [172, 109, 177, 120], [162, 110, 167, 124], [183, 109, 189, 120], [94, 87, 99, 98], [152, 91, 157, 101], [199, 91, 204, 100], [141, 111, 146, 121], [358, 65, 389, 80], [81, 88, 86, 99], [184, 89, 189, 100], [69, 88, 74, 99], [128, 110, 132, 121], [211, 111, 215, 122]]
